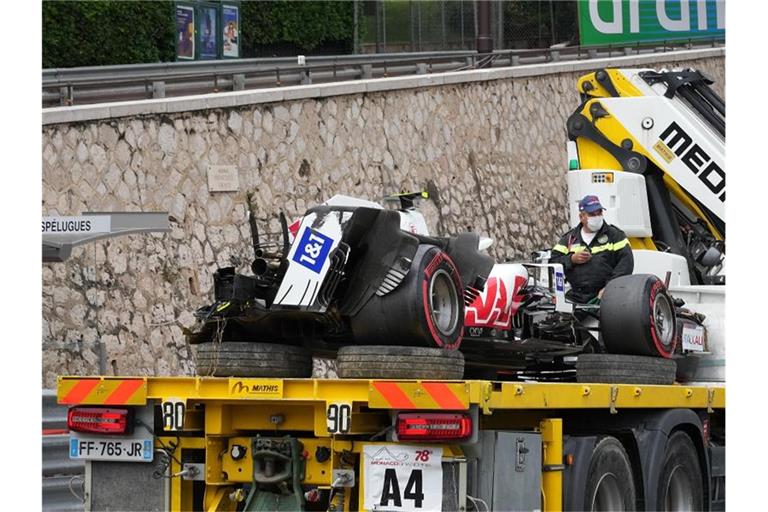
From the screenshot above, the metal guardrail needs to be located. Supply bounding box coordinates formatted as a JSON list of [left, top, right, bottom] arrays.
[[43, 389, 67, 431], [42, 50, 475, 82], [43, 390, 84, 512], [43, 40, 724, 107]]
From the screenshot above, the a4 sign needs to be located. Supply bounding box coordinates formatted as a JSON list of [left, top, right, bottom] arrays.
[[364, 445, 443, 511]]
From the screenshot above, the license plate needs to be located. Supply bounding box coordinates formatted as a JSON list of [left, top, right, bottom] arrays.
[[682, 324, 706, 352], [69, 435, 153, 462]]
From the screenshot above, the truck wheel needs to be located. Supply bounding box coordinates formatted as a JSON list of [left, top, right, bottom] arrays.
[[195, 342, 312, 378], [351, 245, 464, 349], [655, 431, 704, 511], [576, 354, 676, 385], [601, 274, 677, 358], [336, 345, 464, 379], [584, 437, 637, 511]]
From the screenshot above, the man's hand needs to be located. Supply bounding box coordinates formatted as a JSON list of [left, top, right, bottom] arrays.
[[571, 251, 592, 265]]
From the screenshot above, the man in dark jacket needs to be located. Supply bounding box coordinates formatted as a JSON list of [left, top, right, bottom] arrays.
[[549, 195, 634, 303]]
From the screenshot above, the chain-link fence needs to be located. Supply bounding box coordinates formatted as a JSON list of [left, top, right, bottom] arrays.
[[361, 0, 579, 54]]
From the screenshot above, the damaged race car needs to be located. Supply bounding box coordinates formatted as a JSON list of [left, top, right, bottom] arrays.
[[188, 193, 494, 380], [461, 256, 710, 384], [189, 193, 708, 384]]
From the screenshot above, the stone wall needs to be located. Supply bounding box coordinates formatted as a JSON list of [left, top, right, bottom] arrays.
[[42, 51, 724, 386]]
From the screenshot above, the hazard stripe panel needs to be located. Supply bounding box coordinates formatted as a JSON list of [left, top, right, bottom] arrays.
[[421, 382, 466, 409], [369, 381, 469, 410], [58, 378, 147, 405]]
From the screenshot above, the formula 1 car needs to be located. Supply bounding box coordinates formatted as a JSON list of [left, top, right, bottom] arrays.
[[188, 193, 494, 378], [459, 256, 709, 382], [189, 193, 706, 384]]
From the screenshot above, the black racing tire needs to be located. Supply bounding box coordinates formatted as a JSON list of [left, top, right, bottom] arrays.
[[195, 342, 312, 378], [336, 345, 465, 379], [601, 274, 677, 358], [350, 245, 465, 349], [584, 437, 637, 511], [576, 354, 676, 385], [655, 431, 704, 511]]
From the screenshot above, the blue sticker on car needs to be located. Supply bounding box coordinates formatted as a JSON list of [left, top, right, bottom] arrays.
[[292, 228, 334, 274], [555, 271, 565, 292]]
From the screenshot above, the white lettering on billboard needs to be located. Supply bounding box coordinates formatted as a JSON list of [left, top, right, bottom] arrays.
[[589, 0, 622, 34]]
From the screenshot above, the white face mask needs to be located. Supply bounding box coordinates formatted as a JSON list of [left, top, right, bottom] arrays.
[[586, 215, 604, 232]]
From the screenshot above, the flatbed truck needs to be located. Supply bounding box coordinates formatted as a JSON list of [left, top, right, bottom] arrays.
[[53, 65, 728, 512], [58, 375, 724, 511]]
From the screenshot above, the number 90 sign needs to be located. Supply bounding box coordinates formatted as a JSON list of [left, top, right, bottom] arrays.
[[327, 403, 351, 434]]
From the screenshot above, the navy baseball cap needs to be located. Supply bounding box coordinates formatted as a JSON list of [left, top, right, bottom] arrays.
[[578, 195, 604, 213]]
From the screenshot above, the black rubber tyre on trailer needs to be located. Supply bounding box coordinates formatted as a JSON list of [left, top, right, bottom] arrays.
[[601, 274, 677, 358], [584, 437, 637, 511], [336, 345, 465, 379], [655, 431, 704, 511], [350, 245, 465, 349], [576, 354, 676, 385], [195, 341, 313, 378]]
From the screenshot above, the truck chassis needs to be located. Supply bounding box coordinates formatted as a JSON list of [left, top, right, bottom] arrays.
[[59, 375, 725, 511]]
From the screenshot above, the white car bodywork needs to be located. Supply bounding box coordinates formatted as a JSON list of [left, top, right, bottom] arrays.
[[274, 210, 348, 309], [275, 195, 432, 311]]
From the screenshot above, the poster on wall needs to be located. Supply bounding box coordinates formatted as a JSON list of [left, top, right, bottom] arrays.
[[175, 4, 195, 60], [222, 5, 240, 58], [578, 0, 725, 47], [199, 5, 219, 59]]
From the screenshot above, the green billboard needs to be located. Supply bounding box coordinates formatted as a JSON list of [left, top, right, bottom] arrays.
[[578, 0, 725, 46]]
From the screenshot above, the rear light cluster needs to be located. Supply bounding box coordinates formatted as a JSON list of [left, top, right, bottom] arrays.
[[396, 413, 473, 441], [67, 407, 131, 435]]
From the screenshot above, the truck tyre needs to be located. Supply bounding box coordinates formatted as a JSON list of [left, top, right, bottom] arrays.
[[195, 342, 312, 378], [351, 245, 464, 349], [601, 274, 677, 358], [576, 354, 676, 385], [336, 345, 464, 379], [655, 431, 704, 511], [584, 437, 637, 511]]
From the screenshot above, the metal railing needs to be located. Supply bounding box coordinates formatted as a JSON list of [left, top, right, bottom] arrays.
[[43, 390, 84, 512], [43, 39, 723, 108]]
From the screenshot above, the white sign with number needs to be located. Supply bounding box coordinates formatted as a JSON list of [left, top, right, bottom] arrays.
[[161, 398, 186, 431], [363, 445, 443, 512], [326, 403, 351, 434]]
